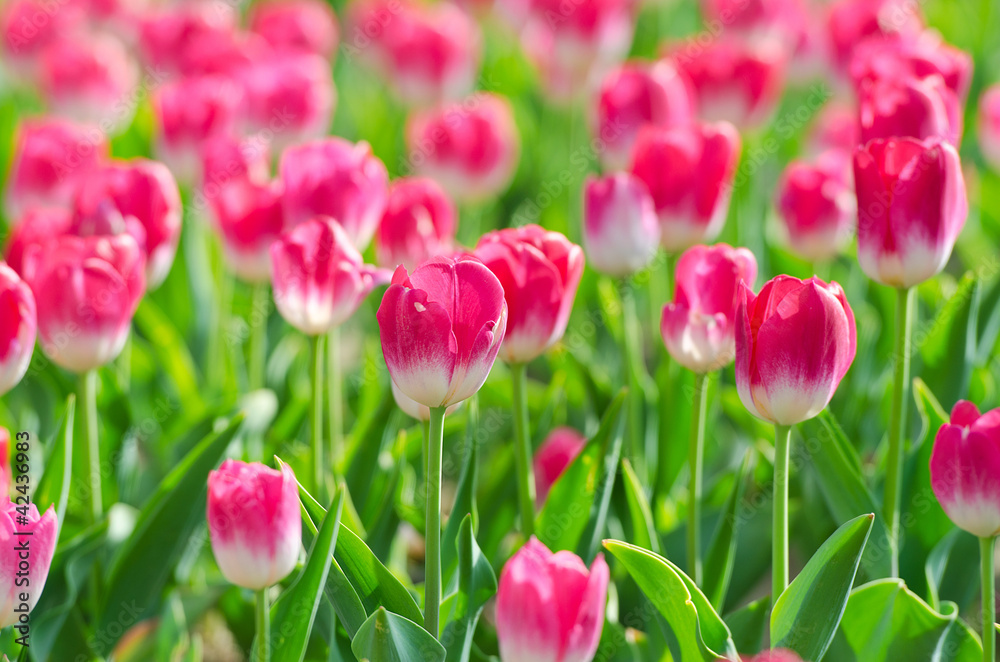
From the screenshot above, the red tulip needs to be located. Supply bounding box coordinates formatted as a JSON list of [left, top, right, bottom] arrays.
[[248, 0, 339, 58], [0, 498, 58, 628], [979, 85, 1000, 171], [0, 264, 36, 396], [375, 177, 457, 271], [630, 122, 741, 252], [930, 401, 1000, 538], [4, 208, 72, 276], [23, 234, 146, 373], [138, 7, 256, 77], [593, 60, 696, 171], [742, 650, 804, 662], [853, 137, 966, 288], [496, 537, 609, 662], [209, 177, 286, 283], [280, 138, 390, 251], [849, 34, 973, 103], [0, 0, 82, 72], [776, 152, 855, 262], [806, 102, 860, 157], [207, 460, 301, 590], [533, 427, 586, 504], [857, 74, 960, 146], [475, 225, 584, 363], [826, 0, 923, 71], [377, 256, 507, 408], [405, 93, 519, 203], [582, 172, 660, 277], [699, 0, 811, 55], [199, 133, 272, 195], [661, 243, 758, 373], [736, 275, 856, 425]]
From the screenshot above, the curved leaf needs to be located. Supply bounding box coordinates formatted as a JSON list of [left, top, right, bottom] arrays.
[[441, 515, 496, 662], [352, 608, 445, 662], [32, 394, 75, 524]]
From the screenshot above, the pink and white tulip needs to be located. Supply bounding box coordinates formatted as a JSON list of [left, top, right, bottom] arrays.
[[806, 102, 860, 158], [390, 380, 461, 422], [582, 172, 660, 277], [375, 177, 457, 271], [377, 256, 507, 408], [849, 34, 973, 103], [248, 0, 339, 58], [0, 265, 36, 396], [533, 427, 586, 504], [825, 0, 923, 71], [979, 85, 1000, 171], [496, 537, 609, 662], [3, 209, 72, 276], [0, 499, 58, 628], [209, 177, 286, 283], [857, 74, 961, 146], [776, 152, 855, 262], [207, 460, 301, 590]]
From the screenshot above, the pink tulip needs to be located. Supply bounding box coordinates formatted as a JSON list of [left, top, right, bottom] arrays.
[[375, 177, 457, 271], [661, 243, 758, 374], [630, 122, 741, 252], [0, 499, 58, 628], [496, 537, 609, 662], [207, 459, 301, 590], [72, 160, 182, 288], [0, 264, 36, 396], [593, 60, 696, 171], [742, 650, 804, 662], [405, 93, 519, 203], [474, 225, 584, 364], [280, 138, 389, 251], [853, 137, 966, 288], [0, 0, 82, 71], [209, 177, 286, 283], [979, 85, 1000, 171], [377, 256, 507, 408], [849, 34, 973, 103], [390, 380, 461, 422], [826, 0, 923, 71], [22, 234, 146, 373], [138, 7, 255, 77], [806, 102, 860, 157], [248, 0, 339, 58], [857, 74, 960, 146], [776, 152, 855, 262], [736, 275, 856, 425], [3, 209, 72, 276], [199, 134, 272, 196], [930, 401, 1000, 538], [4, 118, 107, 220], [533, 427, 586, 504], [582, 172, 660, 277], [699, 0, 811, 57], [0, 429, 9, 497]]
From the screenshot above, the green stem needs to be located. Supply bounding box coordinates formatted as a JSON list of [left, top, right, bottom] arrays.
[[688, 372, 708, 586], [621, 283, 645, 474], [79, 370, 101, 523], [982, 536, 996, 662], [328, 326, 343, 475], [424, 405, 446, 639], [310, 335, 326, 498], [249, 282, 269, 390], [255, 588, 270, 662], [773, 424, 792, 600], [510, 362, 536, 537], [884, 286, 914, 578]]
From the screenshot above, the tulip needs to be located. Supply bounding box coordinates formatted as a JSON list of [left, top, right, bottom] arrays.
[[0, 429, 9, 497], [630, 122, 742, 252], [405, 93, 519, 203], [857, 74, 961, 146], [248, 0, 339, 58], [496, 538, 609, 662], [699, 0, 810, 52], [137, 7, 247, 77], [979, 85, 1000, 171], [930, 400, 1000, 662], [533, 427, 586, 504], [0, 0, 81, 73], [582, 172, 660, 278], [775, 152, 855, 263], [0, 264, 36, 397], [280, 138, 389, 251], [593, 60, 696, 171], [4, 118, 107, 220], [0, 499, 58, 628], [826, 0, 924, 71], [742, 650, 804, 662], [208, 177, 286, 283], [375, 178, 457, 271], [805, 102, 859, 158], [4, 209, 73, 276], [390, 380, 460, 422], [849, 34, 973, 103]]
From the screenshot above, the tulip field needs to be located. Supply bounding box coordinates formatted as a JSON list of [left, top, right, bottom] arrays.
[[3, 0, 1000, 659]]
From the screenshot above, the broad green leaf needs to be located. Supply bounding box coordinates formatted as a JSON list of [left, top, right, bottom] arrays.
[[32, 394, 75, 524], [724, 597, 769, 657], [603, 539, 735, 661], [703, 451, 754, 612], [919, 272, 979, 407], [269, 489, 344, 662], [771, 513, 874, 662], [351, 608, 445, 662], [441, 515, 497, 661], [621, 459, 660, 554], [95, 415, 244, 654]]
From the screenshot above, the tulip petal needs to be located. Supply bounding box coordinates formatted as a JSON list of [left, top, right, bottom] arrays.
[[930, 425, 1000, 538], [561, 553, 609, 662]]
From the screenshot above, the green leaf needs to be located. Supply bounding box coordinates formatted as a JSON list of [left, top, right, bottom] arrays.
[[351, 608, 445, 662], [919, 272, 979, 407], [441, 515, 497, 662], [95, 414, 244, 654], [270, 488, 344, 662], [537, 391, 625, 554], [32, 394, 75, 524], [603, 539, 736, 661], [133, 298, 203, 409], [770, 513, 874, 662], [442, 400, 479, 579], [703, 451, 754, 612], [621, 459, 660, 554], [724, 597, 769, 657]]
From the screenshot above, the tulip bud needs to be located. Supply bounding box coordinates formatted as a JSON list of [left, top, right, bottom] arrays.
[[826, 0, 923, 71], [390, 380, 461, 422], [0, 499, 57, 628], [853, 137, 966, 288], [375, 178, 457, 271], [593, 60, 695, 171], [377, 256, 507, 408], [849, 34, 973, 104], [209, 178, 286, 283], [930, 401, 1000, 539], [138, 7, 241, 76], [582, 172, 660, 277], [3, 209, 72, 276], [23, 234, 146, 373], [405, 93, 519, 203], [775, 153, 855, 262], [207, 460, 301, 590], [248, 0, 339, 58], [496, 537, 609, 662], [630, 122, 741, 252], [0, 0, 80, 71], [857, 74, 960, 146], [474, 225, 584, 364], [736, 275, 856, 425], [280, 138, 389, 251], [979, 85, 1000, 172], [806, 102, 859, 158], [0, 265, 36, 396], [533, 427, 586, 504], [661, 243, 758, 374]]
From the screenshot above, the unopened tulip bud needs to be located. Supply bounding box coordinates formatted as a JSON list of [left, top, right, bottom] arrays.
[[582, 172, 660, 277], [0, 266, 36, 396]]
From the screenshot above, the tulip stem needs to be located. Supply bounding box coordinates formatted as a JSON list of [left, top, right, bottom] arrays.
[[249, 283, 269, 391], [328, 325, 343, 475], [982, 536, 996, 662], [425, 405, 446, 639], [510, 362, 536, 537], [884, 286, 914, 578], [620, 282, 645, 476], [79, 370, 101, 523], [310, 335, 326, 498], [773, 423, 792, 600], [255, 588, 270, 662], [688, 371, 708, 586]]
